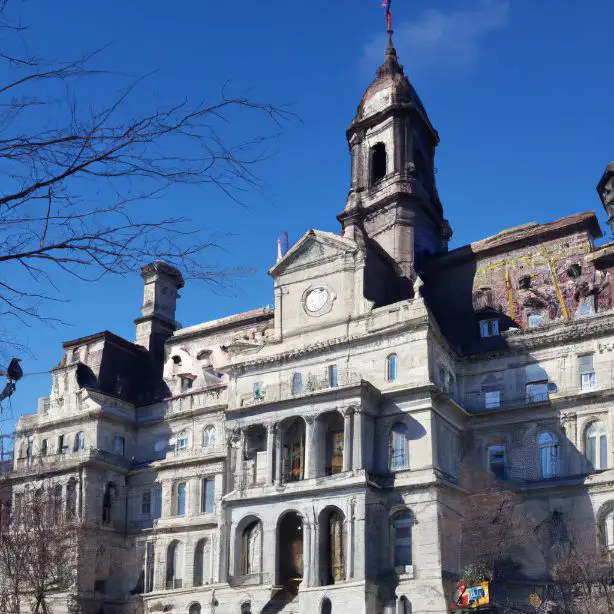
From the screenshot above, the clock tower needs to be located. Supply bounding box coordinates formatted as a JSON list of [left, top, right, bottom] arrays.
[[338, 34, 452, 280]]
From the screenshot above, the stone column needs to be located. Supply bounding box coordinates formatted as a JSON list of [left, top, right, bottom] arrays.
[[234, 430, 245, 491], [304, 416, 314, 479], [275, 426, 283, 486], [266, 424, 275, 486], [343, 409, 353, 472], [347, 498, 355, 580], [313, 517, 320, 587], [353, 408, 363, 470], [303, 521, 311, 587]]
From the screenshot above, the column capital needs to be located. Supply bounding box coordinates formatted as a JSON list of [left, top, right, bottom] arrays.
[[342, 406, 355, 417]]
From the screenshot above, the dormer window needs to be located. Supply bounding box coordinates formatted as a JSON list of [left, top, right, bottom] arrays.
[[479, 319, 499, 338], [180, 376, 194, 392], [370, 143, 386, 185]]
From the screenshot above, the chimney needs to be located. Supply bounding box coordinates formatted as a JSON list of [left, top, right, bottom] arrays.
[[598, 163, 614, 236], [134, 261, 184, 368]]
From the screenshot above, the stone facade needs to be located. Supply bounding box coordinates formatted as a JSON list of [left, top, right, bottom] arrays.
[[4, 34, 614, 614]]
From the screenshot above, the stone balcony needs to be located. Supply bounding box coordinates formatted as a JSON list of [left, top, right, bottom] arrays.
[[11, 447, 131, 474], [165, 383, 227, 416]]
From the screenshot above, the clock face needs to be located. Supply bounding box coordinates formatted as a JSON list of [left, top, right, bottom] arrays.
[[305, 287, 329, 313]]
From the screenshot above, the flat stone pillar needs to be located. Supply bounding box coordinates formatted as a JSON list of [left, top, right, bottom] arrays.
[[304, 416, 314, 479], [275, 427, 283, 486], [352, 408, 363, 470], [266, 424, 275, 485], [343, 409, 353, 472]]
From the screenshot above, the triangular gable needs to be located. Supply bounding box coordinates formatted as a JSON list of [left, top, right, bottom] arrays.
[[268, 229, 357, 277]]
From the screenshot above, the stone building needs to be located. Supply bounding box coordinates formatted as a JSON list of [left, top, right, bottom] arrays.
[[4, 33, 614, 614]]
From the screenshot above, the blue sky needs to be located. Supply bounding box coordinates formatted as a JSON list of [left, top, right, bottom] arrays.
[[2, 0, 613, 437]]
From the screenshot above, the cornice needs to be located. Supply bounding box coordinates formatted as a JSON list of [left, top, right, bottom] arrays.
[[226, 316, 429, 373]]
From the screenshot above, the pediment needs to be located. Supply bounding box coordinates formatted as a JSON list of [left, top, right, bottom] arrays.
[[269, 230, 357, 277]]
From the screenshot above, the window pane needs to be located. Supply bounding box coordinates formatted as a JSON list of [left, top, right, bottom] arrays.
[[485, 391, 500, 409], [329, 365, 338, 388], [579, 354, 594, 373], [600, 435, 608, 470], [202, 479, 215, 513], [387, 355, 397, 382], [588, 437, 596, 467], [177, 483, 186, 516]]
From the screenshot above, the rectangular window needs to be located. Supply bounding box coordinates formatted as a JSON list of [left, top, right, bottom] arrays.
[[393, 516, 413, 567], [177, 433, 189, 450], [253, 381, 264, 400], [479, 319, 500, 338], [579, 355, 596, 391], [526, 382, 549, 404], [176, 482, 186, 517], [141, 491, 151, 515], [201, 478, 215, 514], [528, 314, 546, 328], [180, 376, 193, 392], [329, 364, 338, 388], [484, 390, 501, 409], [58, 435, 68, 454], [487, 444, 507, 480], [601, 436, 608, 471], [152, 488, 162, 519], [41, 439, 48, 456], [113, 436, 125, 456]]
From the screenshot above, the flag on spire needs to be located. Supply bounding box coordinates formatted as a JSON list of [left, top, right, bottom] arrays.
[[382, 0, 393, 33]]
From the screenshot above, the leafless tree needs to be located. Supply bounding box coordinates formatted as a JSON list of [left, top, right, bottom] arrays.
[[0, 483, 78, 613], [457, 454, 614, 614], [0, 0, 291, 344]]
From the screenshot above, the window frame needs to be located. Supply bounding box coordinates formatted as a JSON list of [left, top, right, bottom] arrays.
[[328, 364, 338, 388], [202, 425, 216, 449], [484, 390, 501, 409], [487, 443, 507, 480], [391, 511, 413, 569], [386, 354, 398, 383], [586, 421, 608, 470], [201, 478, 215, 514], [479, 318, 500, 338], [539, 431, 559, 479], [74, 431, 85, 452], [176, 482, 187, 517], [141, 490, 152, 516], [389, 423, 409, 471], [176, 430, 189, 451]]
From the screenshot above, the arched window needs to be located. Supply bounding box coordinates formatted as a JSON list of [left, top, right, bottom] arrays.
[[292, 372, 303, 396], [193, 538, 211, 587], [202, 425, 216, 449], [539, 431, 558, 479], [52, 484, 63, 524], [586, 421, 608, 470], [166, 540, 182, 589], [66, 479, 77, 519], [188, 604, 201, 614], [398, 596, 411, 614], [74, 431, 85, 451], [389, 423, 409, 470], [320, 509, 345, 585], [386, 354, 398, 382], [603, 509, 614, 549], [371, 142, 387, 185], [240, 520, 262, 576], [321, 598, 332, 614], [391, 511, 413, 568]]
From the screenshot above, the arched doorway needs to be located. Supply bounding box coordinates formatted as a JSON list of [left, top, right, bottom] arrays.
[[318, 507, 346, 585], [278, 511, 303, 591]]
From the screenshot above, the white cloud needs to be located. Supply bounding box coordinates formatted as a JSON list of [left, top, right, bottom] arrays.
[[362, 0, 510, 76]]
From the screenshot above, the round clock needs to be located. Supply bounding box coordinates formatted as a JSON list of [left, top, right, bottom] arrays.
[[304, 287, 329, 313]]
